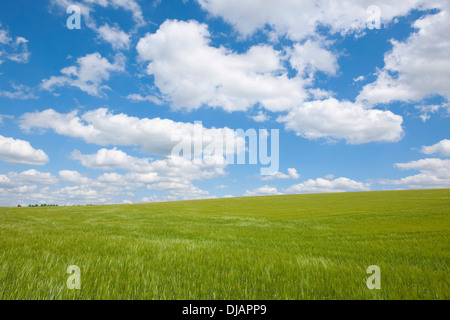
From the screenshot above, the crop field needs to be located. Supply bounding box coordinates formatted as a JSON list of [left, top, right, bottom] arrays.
[[0, 189, 449, 300]]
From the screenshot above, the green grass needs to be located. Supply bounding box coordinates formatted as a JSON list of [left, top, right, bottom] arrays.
[[0, 189, 449, 300]]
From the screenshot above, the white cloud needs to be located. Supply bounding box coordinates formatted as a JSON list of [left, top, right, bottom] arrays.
[[0, 24, 30, 65], [51, 0, 145, 26], [0, 135, 49, 165], [146, 181, 213, 200], [0, 84, 37, 100], [136, 20, 404, 145], [261, 168, 299, 180], [67, 148, 226, 202], [51, 0, 142, 49], [382, 158, 450, 189], [137, 19, 307, 112], [244, 185, 281, 196], [251, 110, 270, 123], [96, 24, 131, 50], [415, 103, 449, 122], [59, 170, 91, 184], [20, 108, 244, 156], [71, 147, 153, 171], [107, 0, 145, 26], [358, 6, 450, 105], [421, 139, 450, 157], [142, 195, 178, 203], [286, 177, 371, 194], [41, 52, 125, 96], [353, 75, 365, 83], [196, 0, 435, 40], [278, 98, 404, 144], [127, 93, 163, 105], [308, 88, 334, 100], [0, 170, 57, 189], [289, 40, 338, 78], [215, 184, 228, 189]]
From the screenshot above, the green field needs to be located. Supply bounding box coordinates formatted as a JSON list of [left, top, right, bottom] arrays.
[[0, 189, 449, 300]]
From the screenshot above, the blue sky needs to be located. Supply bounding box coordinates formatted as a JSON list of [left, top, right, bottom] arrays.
[[0, 0, 449, 206]]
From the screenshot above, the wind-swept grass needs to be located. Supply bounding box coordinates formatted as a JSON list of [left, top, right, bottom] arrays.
[[0, 189, 449, 299]]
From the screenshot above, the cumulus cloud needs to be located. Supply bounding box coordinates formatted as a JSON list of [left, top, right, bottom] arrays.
[[19, 108, 244, 157], [136, 20, 405, 144], [137, 19, 307, 112], [251, 110, 270, 123], [278, 98, 404, 144], [286, 177, 371, 194], [244, 185, 281, 196], [358, 5, 450, 105], [196, 0, 435, 40], [41, 53, 125, 96], [127, 93, 163, 105], [73, 148, 227, 180], [0, 146, 225, 205], [0, 24, 30, 65], [96, 24, 131, 50], [289, 40, 338, 78], [261, 168, 299, 180], [0, 135, 49, 165], [71, 148, 152, 171], [0, 170, 57, 189], [0, 84, 37, 100], [59, 170, 91, 184], [382, 158, 450, 189], [51, 0, 145, 26], [421, 139, 450, 157]]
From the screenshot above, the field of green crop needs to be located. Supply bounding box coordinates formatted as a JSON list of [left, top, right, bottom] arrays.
[[0, 189, 449, 300]]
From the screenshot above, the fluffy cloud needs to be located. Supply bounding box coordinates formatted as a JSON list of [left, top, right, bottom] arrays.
[[0, 170, 57, 190], [41, 53, 125, 96], [0, 135, 49, 165], [51, 0, 145, 26], [251, 111, 270, 123], [59, 170, 91, 184], [137, 19, 307, 112], [100, 0, 145, 26], [137, 20, 404, 145], [196, 0, 435, 40], [0, 84, 37, 100], [0, 24, 30, 65], [286, 177, 371, 194], [51, 0, 139, 50], [71, 148, 152, 171], [127, 93, 163, 105], [421, 139, 450, 157], [289, 40, 338, 78], [244, 185, 281, 196], [278, 98, 404, 144], [358, 5, 450, 105], [3, 145, 227, 205], [96, 24, 131, 50], [261, 168, 299, 180], [383, 158, 450, 189], [19, 108, 244, 156], [73, 148, 227, 180]]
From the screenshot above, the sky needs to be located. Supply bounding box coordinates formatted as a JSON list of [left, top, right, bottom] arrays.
[[0, 0, 449, 206]]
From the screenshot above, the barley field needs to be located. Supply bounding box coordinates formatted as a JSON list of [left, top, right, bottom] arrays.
[[0, 189, 449, 300]]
